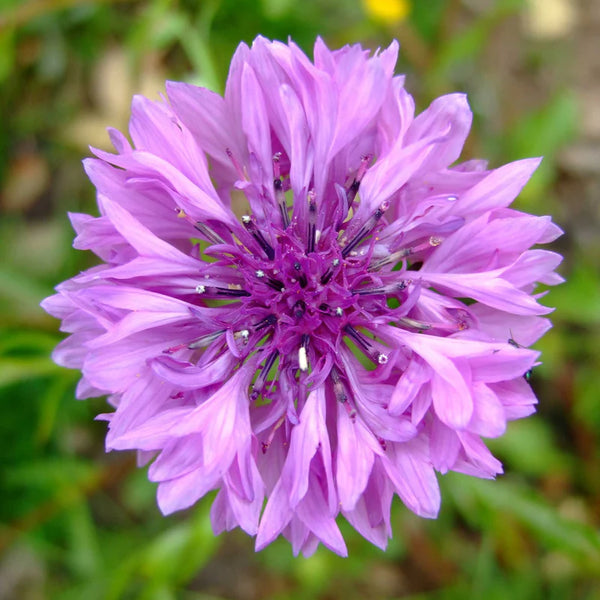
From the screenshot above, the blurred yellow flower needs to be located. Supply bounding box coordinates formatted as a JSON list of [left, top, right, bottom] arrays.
[[362, 0, 410, 24]]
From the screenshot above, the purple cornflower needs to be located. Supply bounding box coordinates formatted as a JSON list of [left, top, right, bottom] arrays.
[[42, 37, 562, 556]]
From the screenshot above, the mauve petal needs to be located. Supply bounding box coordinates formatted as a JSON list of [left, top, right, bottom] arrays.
[[296, 485, 348, 557], [284, 387, 332, 509], [150, 354, 237, 390], [336, 403, 378, 511], [156, 466, 220, 514], [429, 419, 461, 473], [469, 382, 507, 438], [468, 304, 552, 345], [129, 95, 214, 193], [423, 213, 558, 274], [166, 80, 243, 180], [457, 432, 503, 478], [491, 378, 538, 421], [502, 249, 564, 288], [255, 478, 293, 551], [381, 440, 441, 518], [389, 356, 429, 416], [422, 270, 553, 316], [451, 157, 542, 214], [384, 328, 473, 429], [148, 434, 204, 482], [342, 468, 393, 550], [404, 93, 472, 172], [109, 406, 190, 451], [99, 196, 199, 265], [240, 63, 273, 189], [220, 457, 264, 535]]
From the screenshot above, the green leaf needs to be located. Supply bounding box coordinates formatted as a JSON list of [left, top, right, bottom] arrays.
[[0, 356, 61, 387], [448, 475, 600, 565]]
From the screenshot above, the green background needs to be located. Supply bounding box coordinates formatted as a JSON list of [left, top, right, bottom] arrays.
[[1, 0, 599, 598]]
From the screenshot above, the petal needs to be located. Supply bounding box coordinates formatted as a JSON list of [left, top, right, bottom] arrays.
[[451, 157, 541, 214], [403, 93, 472, 171], [381, 439, 440, 518], [335, 403, 378, 511]]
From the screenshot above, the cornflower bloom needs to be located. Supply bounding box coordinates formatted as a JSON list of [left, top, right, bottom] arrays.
[[42, 37, 562, 556]]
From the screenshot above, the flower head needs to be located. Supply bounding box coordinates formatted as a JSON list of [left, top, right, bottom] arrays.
[[42, 37, 563, 557]]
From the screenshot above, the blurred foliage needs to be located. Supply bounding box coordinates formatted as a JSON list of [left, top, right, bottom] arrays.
[[1, 0, 598, 599]]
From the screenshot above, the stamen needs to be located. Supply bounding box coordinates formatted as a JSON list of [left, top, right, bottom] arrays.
[[163, 329, 225, 354], [331, 367, 349, 404], [255, 269, 284, 291], [262, 414, 286, 453], [176, 208, 225, 245], [194, 222, 225, 245], [195, 285, 250, 298], [251, 350, 280, 399], [298, 334, 309, 372], [346, 154, 371, 209], [254, 314, 277, 331], [265, 276, 285, 292], [398, 316, 461, 332], [344, 324, 388, 365], [226, 147, 247, 180], [368, 236, 442, 271], [293, 300, 306, 319], [320, 258, 340, 285], [352, 281, 408, 296], [335, 307, 344, 317], [242, 215, 275, 260], [293, 262, 307, 288], [186, 329, 226, 350], [307, 190, 317, 254], [274, 178, 290, 229], [341, 201, 389, 258]]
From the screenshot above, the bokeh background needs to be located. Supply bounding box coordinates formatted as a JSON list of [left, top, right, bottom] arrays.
[[1, 0, 599, 598]]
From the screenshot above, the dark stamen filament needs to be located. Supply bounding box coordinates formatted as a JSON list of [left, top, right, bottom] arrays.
[[196, 285, 250, 298], [264, 276, 285, 292], [194, 222, 225, 245], [352, 281, 407, 296], [242, 215, 275, 260], [252, 350, 280, 398], [344, 324, 388, 365], [346, 154, 371, 209], [294, 262, 307, 288], [368, 237, 442, 271], [320, 258, 340, 285], [307, 191, 317, 254], [341, 201, 389, 258], [274, 178, 290, 229], [188, 329, 226, 349], [293, 300, 306, 319], [176, 209, 225, 245], [254, 314, 277, 331]]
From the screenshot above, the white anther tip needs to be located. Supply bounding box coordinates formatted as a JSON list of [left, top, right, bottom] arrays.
[[298, 346, 308, 372]]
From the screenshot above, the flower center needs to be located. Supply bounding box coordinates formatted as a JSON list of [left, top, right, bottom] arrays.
[[177, 153, 447, 403]]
